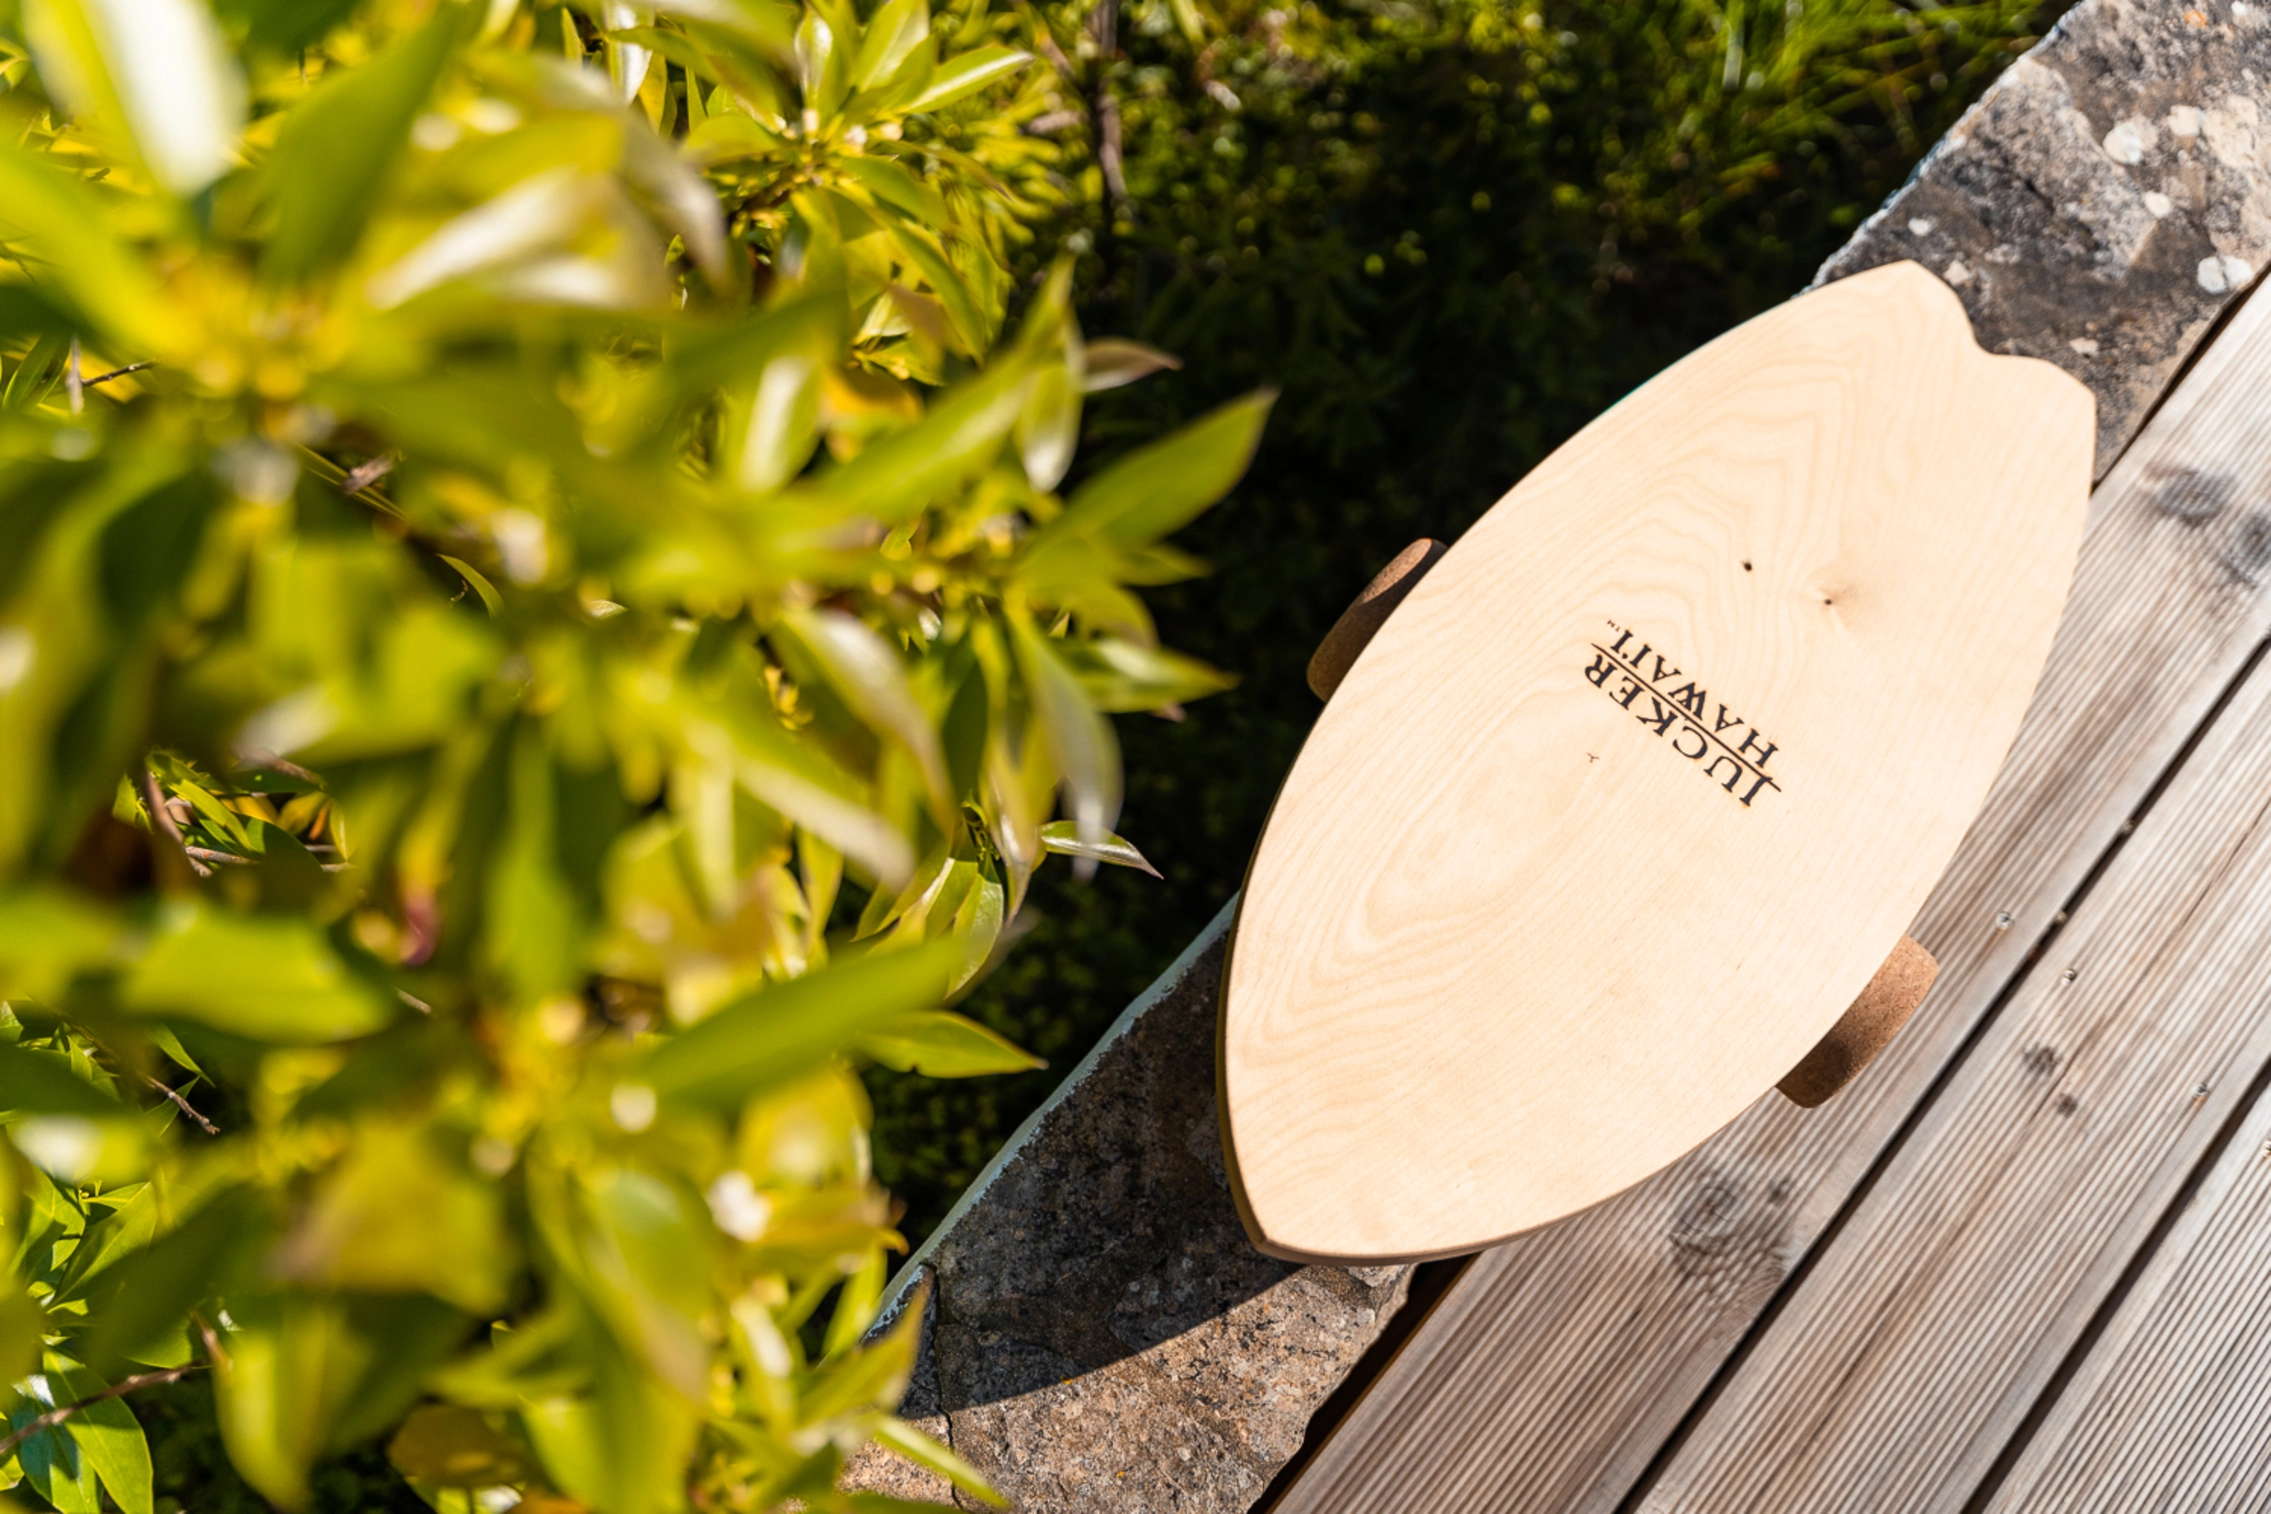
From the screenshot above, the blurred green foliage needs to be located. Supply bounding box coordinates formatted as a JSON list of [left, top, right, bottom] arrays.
[[870, 0, 2064, 1236], [0, 0, 1266, 1509]]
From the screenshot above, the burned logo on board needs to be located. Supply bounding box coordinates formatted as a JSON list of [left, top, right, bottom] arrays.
[[1586, 625, 1780, 808]]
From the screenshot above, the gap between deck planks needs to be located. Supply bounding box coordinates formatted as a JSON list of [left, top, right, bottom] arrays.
[[1641, 529, 2271, 1508], [1267, 277, 2271, 1514], [1982, 1036, 2271, 1509]]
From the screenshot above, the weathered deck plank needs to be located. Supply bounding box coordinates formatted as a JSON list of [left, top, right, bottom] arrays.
[[1635, 492, 2271, 1512], [1983, 1079, 2271, 1510], [1270, 280, 2271, 1513]]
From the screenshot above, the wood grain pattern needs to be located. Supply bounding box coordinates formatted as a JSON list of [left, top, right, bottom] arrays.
[[1639, 578, 2271, 1512], [1983, 1069, 2271, 1510], [1271, 277, 2271, 1512], [1222, 261, 2093, 1264]]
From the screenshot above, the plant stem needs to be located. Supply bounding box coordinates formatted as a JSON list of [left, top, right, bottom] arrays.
[[0, 1366, 207, 1460]]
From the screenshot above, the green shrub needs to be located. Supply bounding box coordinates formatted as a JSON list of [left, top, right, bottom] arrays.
[[871, 0, 2061, 1236], [0, 0, 1262, 1509]]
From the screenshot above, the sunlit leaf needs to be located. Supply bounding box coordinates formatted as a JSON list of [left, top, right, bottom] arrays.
[[1038, 389, 1275, 549], [0, 1042, 125, 1116], [25, 0, 245, 197], [641, 939, 960, 1109], [1080, 337, 1181, 392], [0, 889, 121, 1003], [1009, 617, 1119, 850], [386, 1404, 531, 1488], [78, 1189, 267, 1378], [275, 1124, 513, 1314], [872, 1415, 1005, 1507], [119, 905, 395, 1043], [851, 0, 929, 89], [779, 608, 952, 821], [858, 1010, 1040, 1076], [263, 2, 467, 283], [903, 44, 1027, 113], [1038, 820, 1159, 877], [0, 143, 179, 353]]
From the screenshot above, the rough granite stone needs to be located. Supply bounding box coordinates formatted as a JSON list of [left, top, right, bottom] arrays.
[[1816, 0, 2271, 477], [840, 905, 1413, 1511]]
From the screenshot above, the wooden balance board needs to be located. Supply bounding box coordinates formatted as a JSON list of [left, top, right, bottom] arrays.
[[1218, 260, 2095, 1266]]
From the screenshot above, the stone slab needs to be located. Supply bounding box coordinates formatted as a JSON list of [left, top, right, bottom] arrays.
[[842, 899, 1413, 1511], [1816, 0, 2271, 478]]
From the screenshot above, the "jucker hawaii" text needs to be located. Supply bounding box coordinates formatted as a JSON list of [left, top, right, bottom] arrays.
[[1585, 625, 1781, 808]]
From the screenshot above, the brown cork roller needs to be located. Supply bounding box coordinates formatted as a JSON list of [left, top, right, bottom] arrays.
[[1306, 538, 1450, 701], [1777, 935, 1939, 1108]]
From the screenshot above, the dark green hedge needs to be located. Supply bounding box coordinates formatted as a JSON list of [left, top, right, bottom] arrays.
[[869, 0, 2065, 1243]]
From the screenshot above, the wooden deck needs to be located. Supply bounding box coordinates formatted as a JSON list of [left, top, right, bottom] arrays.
[[1264, 277, 2271, 1512]]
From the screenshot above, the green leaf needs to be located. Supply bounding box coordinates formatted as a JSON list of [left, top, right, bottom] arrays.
[[78, 1188, 266, 1377], [261, 1, 466, 283], [0, 1042, 124, 1116], [435, 556, 501, 615], [207, 1293, 344, 1508], [1058, 637, 1236, 712], [0, 889, 121, 1003], [778, 608, 952, 822], [850, 0, 928, 89], [385, 1405, 531, 1489], [871, 1416, 1004, 1507], [1009, 618, 1119, 852], [640, 940, 960, 1110], [1038, 821, 1159, 877], [15, 1413, 101, 1511], [1016, 361, 1079, 493], [213, 0, 360, 53], [0, 142, 179, 354], [23, 0, 245, 196], [857, 1010, 1041, 1076], [1041, 389, 1274, 549], [118, 905, 395, 1043], [870, 209, 985, 355], [903, 45, 1027, 113], [521, 1332, 700, 1514], [274, 1123, 512, 1314], [679, 697, 915, 889], [1080, 337, 1181, 392], [684, 110, 786, 163], [54, 1364, 154, 1514], [820, 1248, 884, 1358], [484, 730, 581, 1007], [802, 352, 1030, 522]]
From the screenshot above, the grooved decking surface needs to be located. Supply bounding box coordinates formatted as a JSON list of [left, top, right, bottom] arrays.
[[1269, 253, 2271, 1514]]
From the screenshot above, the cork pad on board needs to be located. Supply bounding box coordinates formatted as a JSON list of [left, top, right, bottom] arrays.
[[1219, 260, 2094, 1266]]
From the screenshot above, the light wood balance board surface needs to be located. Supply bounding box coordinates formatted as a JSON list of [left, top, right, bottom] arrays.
[[1219, 261, 2095, 1265]]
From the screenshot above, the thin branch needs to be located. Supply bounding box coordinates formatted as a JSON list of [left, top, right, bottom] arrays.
[[1013, 0, 1079, 84], [145, 1075, 218, 1136], [0, 1366, 206, 1460], [64, 341, 81, 415], [82, 361, 152, 387], [182, 844, 346, 875], [341, 454, 397, 495], [138, 768, 212, 879], [233, 750, 322, 787], [1094, 87, 1130, 215], [189, 1311, 227, 1374], [1084, 0, 1131, 220]]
